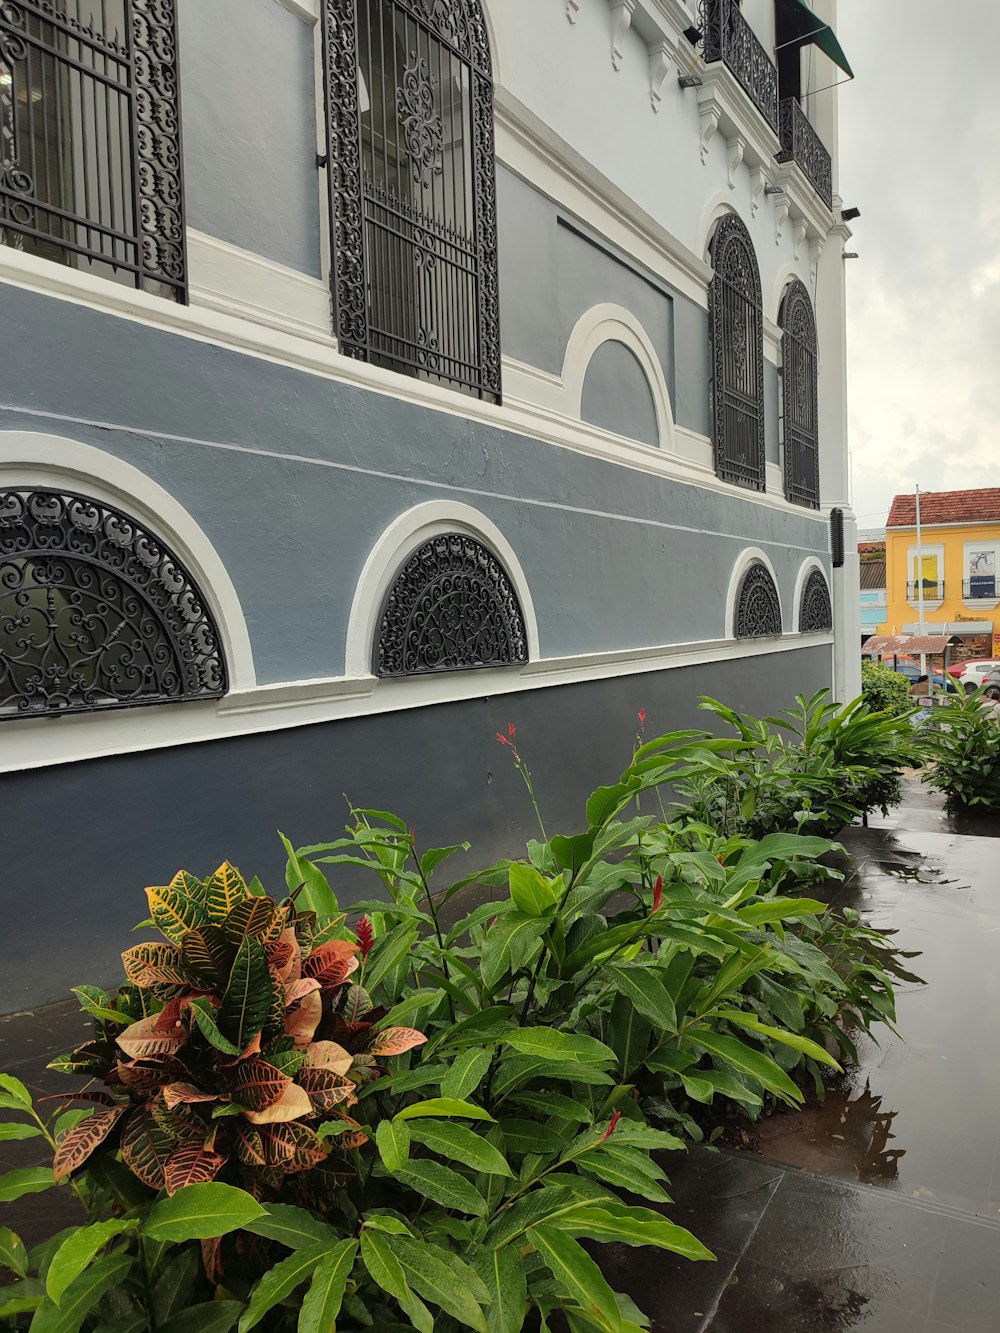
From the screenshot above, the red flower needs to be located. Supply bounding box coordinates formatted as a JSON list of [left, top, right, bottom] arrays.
[[652, 875, 663, 913], [408, 826, 415, 844], [717, 853, 725, 864], [599, 1111, 622, 1144], [638, 708, 646, 726], [496, 732, 509, 746], [508, 722, 517, 738], [356, 916, 375, 959]]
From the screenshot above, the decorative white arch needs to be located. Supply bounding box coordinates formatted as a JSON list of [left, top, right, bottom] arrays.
[[771, 262, 814, 326], [477, 0, 504, 84], [561, 304, 676, 453], [724, 546, 783, 640], [0, 433, 256, 689], [345, 500, 540, 678], [792, 556, 831, 634], [696, 196, 743, 266]]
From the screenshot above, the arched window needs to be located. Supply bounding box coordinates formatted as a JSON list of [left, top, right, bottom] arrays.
[[375, 532, 528, 676], [799, 568, 832, 632], [0, 1, 185, 299], [0, 489, 226, 717], [779, 279, 820, 508], [734, 561, 782, 638], [708, 213, 765, 490], [321, 0, 501, 402]]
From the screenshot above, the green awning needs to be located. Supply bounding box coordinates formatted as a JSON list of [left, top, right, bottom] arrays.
[[775, 0, 853, 79]]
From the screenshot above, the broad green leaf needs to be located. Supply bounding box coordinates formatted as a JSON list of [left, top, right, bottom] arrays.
[[440, 1048, 494, 1101], [716, 1011, 842, 1070], [376, 1119, 411, 1171], [159, 1301, 242, 1333], [684, 1029, 803, 1104], [145, 1183, 266, 1241], [0, 1227, 28, 1279], [507, 1091, 593, 1124], [0, 1167, 54, 1203], [503, 1029, 617, 1067], [508, 864, 557, 917], [146, 883, 204, 944], [297, 1240, 358, 1333], [46, 1220, 138, 1305], [238, 1244, 326, 1333], [0, 1123, 41, 1141], [360, 1230, 433, 1333], [28, 1251, 133, 1333], [364, 926, 419, 995], [737, 898, 828, 926], [151, 1248, 200, 1325], [555, 1202, 714, 1260], [473, 1243, 527, 1333], [420, 844, 471, 878], [408, 1120, 514, 1176], [486, 1186, 590, 1248], [388, 1235, 490, 1331], [204, 862, 249, 921], [498, 1119, 570, 1156], [390, 1160, 487, 1216], [0, 1277, 44, 1318], [218, 937, 272, 1048], [244, 1203, 339, 1252], [279, 832, 339, 917], [0, 1075, 32, 1111], [608, 965, 677, 1031], [550, 832, 597, 876], [187, 998, 242, 1056], [585, 779, 642, 830], [395, 1098, 494, 1122], [480, 914, 548, 989], [528, 1225, 622, 1333]]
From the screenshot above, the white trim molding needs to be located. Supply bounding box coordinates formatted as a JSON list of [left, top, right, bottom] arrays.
[[0, 433, 257, 691], [724, 546, 783, 637], [561, 303, 676, 452], [345, 500, 541, 677]]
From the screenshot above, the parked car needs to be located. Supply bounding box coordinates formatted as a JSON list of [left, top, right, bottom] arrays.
[[950, 660, 1000, 694], [884, 660, 958, 693], [984, 667, 1000, 701]]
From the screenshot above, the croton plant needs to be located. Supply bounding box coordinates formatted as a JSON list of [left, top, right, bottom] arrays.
[[51, 864, 423, 1205]]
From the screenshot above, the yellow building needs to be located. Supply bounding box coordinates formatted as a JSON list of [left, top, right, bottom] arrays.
[[880, 488, 1000, 661]]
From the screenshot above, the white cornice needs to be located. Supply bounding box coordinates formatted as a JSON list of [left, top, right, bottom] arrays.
[[274, 0, 319, 22]]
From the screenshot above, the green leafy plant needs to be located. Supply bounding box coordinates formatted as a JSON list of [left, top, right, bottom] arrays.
[[861, 661, 912, 717], [923, 689, 1000, 810]]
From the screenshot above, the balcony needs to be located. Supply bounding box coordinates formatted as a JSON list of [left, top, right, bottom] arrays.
[[907, 581, 945, 603], [963, 579, 999, 602], [700, 0, 778, 133], [778, 97, 833, 209]]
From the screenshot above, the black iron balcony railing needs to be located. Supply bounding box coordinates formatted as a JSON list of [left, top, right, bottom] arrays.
[[778, 97, 833, 208], [963, 579, 998, 600], [907, 581, 944, 601], [699, 0, 778, 132]]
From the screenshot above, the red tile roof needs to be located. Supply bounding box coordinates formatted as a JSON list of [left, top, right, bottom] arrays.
[[887, 488, 1000, 528]]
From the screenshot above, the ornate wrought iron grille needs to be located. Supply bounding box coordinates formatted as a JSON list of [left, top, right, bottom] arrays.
[[709, 212, 765, 491], [375, 532, 528, 676], [699, 0, 778, 131], [735, 562, 782, 638], [321, 0, 501, 401], [778, 97, 832, 209], [799, 569, 832, 632], [0, 0, 185, 298], [0, 488, 225, 717], [779, 278, 819, 509]]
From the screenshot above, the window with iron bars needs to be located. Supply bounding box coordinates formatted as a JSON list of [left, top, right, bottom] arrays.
[[0, 0, 185, 300], [708, 212, 765, 491], [320, 0, 501, 402], [779, 278, 820, 508]]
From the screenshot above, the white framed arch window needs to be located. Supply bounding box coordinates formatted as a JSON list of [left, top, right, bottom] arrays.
[[725, 547, 783, 640], [793, 557, 833, 634]]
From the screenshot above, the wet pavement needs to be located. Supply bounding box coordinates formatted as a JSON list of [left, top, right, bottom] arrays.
[[3, 781, 1000, 1330]]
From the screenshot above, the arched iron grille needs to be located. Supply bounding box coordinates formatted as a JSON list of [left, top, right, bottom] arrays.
[[735, 561, 782, 638], [321, 0, 501, 402], [0, 489, 226, 717], [375, 532, 528, 676], [709, 213, 765, 490], [0, 0, 186, 299], [799, 568, 832, 632], [780, 279, 820, 508]]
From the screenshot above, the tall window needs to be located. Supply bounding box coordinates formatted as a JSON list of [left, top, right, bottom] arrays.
[[321, 0, 501, 401], [779, 278, 819, 508], [709, 213, 765, 490], [0, 0, 185, 299], [0, 489, 225, 717]]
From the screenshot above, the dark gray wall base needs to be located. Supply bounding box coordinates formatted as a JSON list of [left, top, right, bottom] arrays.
[[0, 647, 831, 1015]]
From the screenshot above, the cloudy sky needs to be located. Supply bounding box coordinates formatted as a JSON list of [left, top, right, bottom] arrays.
[[837, 0, 1000, 532]]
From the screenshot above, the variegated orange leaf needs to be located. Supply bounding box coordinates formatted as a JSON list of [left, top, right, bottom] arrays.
[[163, 1143, 229, 1195], [242, 1082, 314, 1125], [297, 1065, 357, 1112], [324, 1114, 369, 1151], [116, 1060, 174, 1096], [232, 1058, 291, 1111], [259, 1121, 329, 1172], [117, 1014, 186, 1060], [204, 862, 250, 922], [303, 940, 360, 989], [52, 1105, 128, 1182], [121, 942, 184, 985], [145, 884, 204, 945], [120, 1109, 176, 1190], [234, 1121, 267, 1166], [284, 989, 322, 1047], [222, 897, 276, 941], [201, 1235, 222, 1284], [368, 1027, 428, 1057], [162, 1082, 220, 1110], [304, 1041, 354, 1075], [181, 925, 233, 986], [268, 926, 302, 984]]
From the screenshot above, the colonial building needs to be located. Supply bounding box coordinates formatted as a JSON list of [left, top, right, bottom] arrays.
[[0, 0, 858, 1012], [880, 489, 1000, 662], [859, 539, 886, 647]]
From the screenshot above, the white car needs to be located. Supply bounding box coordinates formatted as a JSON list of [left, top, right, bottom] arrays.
[[956, 660, 1000, 694]]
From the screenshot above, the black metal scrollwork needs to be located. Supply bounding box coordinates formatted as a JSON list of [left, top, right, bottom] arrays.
[[778, 97, 833, 209], [735, 561, 782, 638], [780, 278, 820, 510], [0, 489, 226, 717], [799, 569, 832, 633], [699, 0, 779, 131], [375, 533, 528, 677], [709, 212, 765, 491]]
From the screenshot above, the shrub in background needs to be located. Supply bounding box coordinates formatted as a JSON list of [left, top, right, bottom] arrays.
[[860, 661, 912, 718], [923, 690, 1000, 811]]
